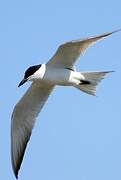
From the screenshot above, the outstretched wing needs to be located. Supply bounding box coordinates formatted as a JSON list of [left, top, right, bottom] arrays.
[[47, 29, 120, 69], [11, 82, 54, 178]]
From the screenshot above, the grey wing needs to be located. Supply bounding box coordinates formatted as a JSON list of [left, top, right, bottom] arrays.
[[11, 82, 54, 178], [47, 29, 120, 69]]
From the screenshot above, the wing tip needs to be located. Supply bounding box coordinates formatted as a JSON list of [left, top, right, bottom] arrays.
[[11, 159, 19, 179], [88, 28, 121, 40], [103, 28, 121, 38], [14, 170, 19, 179], [11, 129, 31, 179], [12, 156, 20, 179], [111, 28, 121, 35]]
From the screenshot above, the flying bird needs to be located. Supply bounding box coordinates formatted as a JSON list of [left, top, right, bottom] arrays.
[[11, 29, 120, 178]]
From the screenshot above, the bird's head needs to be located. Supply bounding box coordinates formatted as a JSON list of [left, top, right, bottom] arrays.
[[18, 64, 46, 87]]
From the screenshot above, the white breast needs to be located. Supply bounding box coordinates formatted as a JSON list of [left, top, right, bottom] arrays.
[[43, 66, 71, 85]]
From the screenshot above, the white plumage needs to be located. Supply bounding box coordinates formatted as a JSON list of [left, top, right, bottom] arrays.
[[11, 29, 120, 178]]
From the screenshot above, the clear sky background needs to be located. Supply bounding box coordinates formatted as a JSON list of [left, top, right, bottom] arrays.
[[0, 0, 121, 179]]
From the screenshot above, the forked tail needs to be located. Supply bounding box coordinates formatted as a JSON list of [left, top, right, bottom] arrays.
[[75, 71, 113, 95]]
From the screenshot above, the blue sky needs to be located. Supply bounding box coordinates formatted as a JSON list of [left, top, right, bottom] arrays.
[[0, 0, 121, 179]]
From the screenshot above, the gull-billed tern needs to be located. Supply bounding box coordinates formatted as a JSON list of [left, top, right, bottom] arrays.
[[11, 29, 120, 178]]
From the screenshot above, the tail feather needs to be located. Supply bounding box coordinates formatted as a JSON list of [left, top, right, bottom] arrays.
[[76, 84, 97, 95], [75, 71, 113, 96]]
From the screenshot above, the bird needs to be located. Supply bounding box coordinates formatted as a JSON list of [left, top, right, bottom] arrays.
[[11, 29, 120, 178]]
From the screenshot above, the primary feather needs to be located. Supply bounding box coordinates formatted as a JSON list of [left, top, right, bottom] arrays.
[[11, 82, 54, 178]]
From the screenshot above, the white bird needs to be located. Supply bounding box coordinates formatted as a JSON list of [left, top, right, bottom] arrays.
[[11, 29, 120, 178]]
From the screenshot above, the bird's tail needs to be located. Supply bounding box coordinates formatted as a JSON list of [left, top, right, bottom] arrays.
[[74, 71, 113, 96]]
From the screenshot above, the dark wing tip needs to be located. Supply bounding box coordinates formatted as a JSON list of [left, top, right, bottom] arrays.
[[14, 170, 18, 179], [12, 130, 31, 179], [111, 28, 121, 34], [100, 28, 121, 39]]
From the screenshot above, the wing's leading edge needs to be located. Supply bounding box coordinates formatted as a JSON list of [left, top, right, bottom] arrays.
[[47, 29, 121, 68]]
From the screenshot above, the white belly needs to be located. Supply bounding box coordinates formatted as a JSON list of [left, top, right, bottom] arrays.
[[43, 66, 84, 86]]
